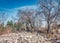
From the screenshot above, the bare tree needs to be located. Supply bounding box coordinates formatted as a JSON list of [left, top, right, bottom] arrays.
[[17, 9, 34, 32], [17, 8, 42, 32], [0, 11, 8, 25], [38, 0, 60, 34], [0, 11, 8, 34]]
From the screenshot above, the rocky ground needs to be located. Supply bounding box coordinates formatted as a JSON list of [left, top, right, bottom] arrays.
[[0, 31, 60, 43]]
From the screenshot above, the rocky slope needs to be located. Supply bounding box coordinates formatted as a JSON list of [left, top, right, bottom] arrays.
[[0, 31, 52, 43]]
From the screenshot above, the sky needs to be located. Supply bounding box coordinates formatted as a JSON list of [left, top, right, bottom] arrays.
[[0, 0, 59, 27], [0, 0, 38, 22], [0, 0, 37, 9]]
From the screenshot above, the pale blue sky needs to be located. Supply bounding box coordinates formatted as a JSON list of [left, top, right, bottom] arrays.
[[0, 0, 38, 22], [0, 0, 60, 26]]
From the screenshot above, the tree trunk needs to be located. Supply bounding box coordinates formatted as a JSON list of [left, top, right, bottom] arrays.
[[26, 23, 29, 32], [47, 13, 50, 34], [47, 21, 50, 34]]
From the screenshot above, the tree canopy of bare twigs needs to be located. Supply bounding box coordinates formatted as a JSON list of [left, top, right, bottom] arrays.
[[38, 0, 60, 34], [17, 8, 42, 32]]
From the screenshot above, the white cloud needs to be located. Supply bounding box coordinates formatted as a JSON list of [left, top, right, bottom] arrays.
[[1, 5, 37, 22], [13, 5, 37, 10]]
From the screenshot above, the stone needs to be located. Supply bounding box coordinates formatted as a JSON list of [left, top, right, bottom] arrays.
[[0, 32, 52, 43]]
